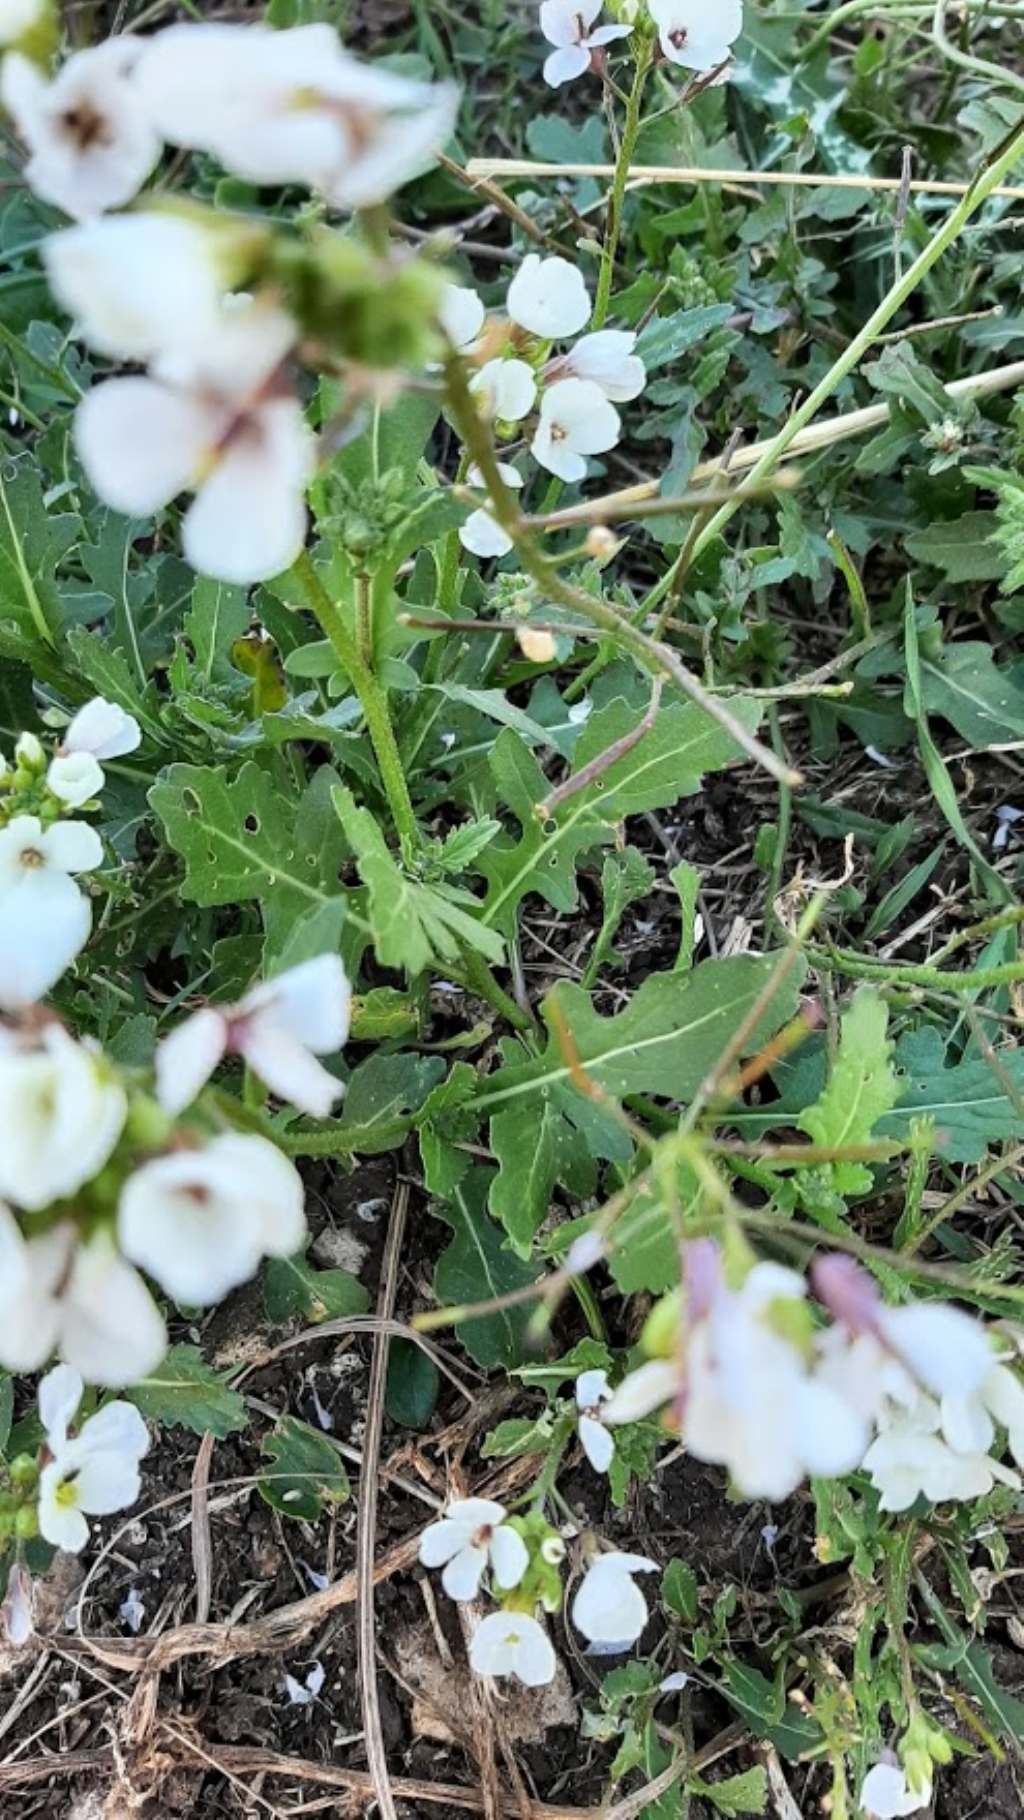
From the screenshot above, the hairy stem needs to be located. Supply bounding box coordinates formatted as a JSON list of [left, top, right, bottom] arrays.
[[593, 42, 652, 329]]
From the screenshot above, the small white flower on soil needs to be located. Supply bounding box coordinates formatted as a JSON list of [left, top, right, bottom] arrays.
[[0, 1022, 125, 1211], [46, 751, 104, 808], [562, 329, 646, 402], [459, 461, 522, 559], [575, 1368, 614, 1473], [648, 0, 743, 74], [44, 215, 226, 364], [63, 696, 142, 760], [37, 1362, 150, 1553], [532, 377, 621, 482], [155, 954, 350, 1119], [118, 1132, 307, 1307], [1, 39, 162, 219], [469, 357, 536, 424], [0, 1212, 166, 1385], [539, 0, 633, 88], [859, 1761, 931, 1818], [418, 1496, 529, 1601], [440, 283, 486, 352], [0, 814, 102, 1008], [572, 1551, 659, 1647], [507, 254, 592, 339], [469, 1610, 556, 1686]]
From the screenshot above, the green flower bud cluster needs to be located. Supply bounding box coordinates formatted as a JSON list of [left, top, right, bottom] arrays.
[[0, 1454, 41, 1542], [0, 731, 64, 829], [270, 230, 447, 372], [322, 467, 413, 562], [499, 1511, 566, 1615]]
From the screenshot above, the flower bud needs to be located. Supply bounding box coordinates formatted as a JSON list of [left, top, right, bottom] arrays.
[[14, 1504, 39, 1540], [8, 1453, 38, 1488], [516, 627, 556, 664], [585, 524, 619, 562]]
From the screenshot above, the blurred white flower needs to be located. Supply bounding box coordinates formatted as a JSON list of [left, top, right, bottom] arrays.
[[0, 1023, 125, 1211], [562, 329, 646, 401], [859, 1761, 931, 1818], [46, 752, 104, 808], [532, 377, 620, 482], [0, 1212, 166, 1386], [469, 1610, 556, 1686], [155, 954, 350, 1119], [648, 0, 743, 73], [63, 696, 142, 760], [575, 1368, 614, 1473], [603, 1357, 679, 1425], [440, 282, 486, 352], [118, 1132, 307, 1306], [134, 23, 457, 208], [459, 461, 522, 559], [418, 1496, 528, 1600], [0, 0, 46, 46], [943, 1361, 1024, 1468], [862, 1388, 1020, 1511], [507, 254, 591, 339], [539, 0, 633, 87], [878, 1300, 996, 1399], [74, 302, 313, 585], [0, 815, 102, 1009], [44, 215, 225, 363], [1, 39, 161, 219], [470, 357, 536, 423], [37, 1362, 149, 1552], [572, 1551, 658, 1646]]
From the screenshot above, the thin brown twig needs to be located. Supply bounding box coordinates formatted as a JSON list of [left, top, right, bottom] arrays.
[[190, 1432, 215, 1627], [538, 676, 663, 819]]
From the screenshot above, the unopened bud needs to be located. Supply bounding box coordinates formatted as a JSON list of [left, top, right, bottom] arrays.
[[585, 524, 619, 562], [517, 627, 556, 664]]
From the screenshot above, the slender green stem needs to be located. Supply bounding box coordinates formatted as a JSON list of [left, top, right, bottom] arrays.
[[931, 0, 1024, 93], [593, 44, 652, 329], [801, 0, 1024, 60], [807, 943, 1024, 992], [647, 117, 1024, 611], [292, 549, 418, 853], [354, 570, 373, 668], [458, 948, 534, 1033]]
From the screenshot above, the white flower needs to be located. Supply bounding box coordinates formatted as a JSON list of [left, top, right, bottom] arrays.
[[0, 1211, 166, 1386], [507, 254, 592, 339], [117, 1133, 307, 1306], [46, 752, 104, 808], [155, 954, 350, 1119], [0, 0, 46, 47], [877, 1301, 996, 1399], [562, 330, 646, 402], [418, 1497, 529, 1600], [469, 1610, 556, 1686], [440, 283, 486, 352], [575, 1368, 614, 1473], [37, 1363, 149, 1552], [63, 696, 142, 761], [469, 357, 536, 423], [1, 40, 161, 219], [74, 302, 313, 585], [943, 1362, 1024, 1468], [540, 0, 633, 87], [603, 1357, 680, 1425], [572, 1551, 658, 1646], [459, 462, 522, 560], [0, 815, 102, 1009], [134, 23, 457, 208], [532, 377, 620, 482], [859, 1761, 931, 1818], [648, 0, 743, 73], [0, 1023, 125, 1211], [43, 215, 226, 364], [862, 1388, 1020, 1511]]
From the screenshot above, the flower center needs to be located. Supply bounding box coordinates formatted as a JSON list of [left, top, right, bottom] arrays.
[[471, 1523, 495, 1549], [59, 103, 114, 152], [18, 847, 44, 869], [550, 423, 567, 442], [54, 1473, 81, 1509], [669, 27, 688, 48]]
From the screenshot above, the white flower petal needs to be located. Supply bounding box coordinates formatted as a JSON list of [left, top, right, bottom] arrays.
[[572, 1556, 652, 1645], [64, 1442, 143, 1516], [242, 956, 351, 1055], [60, 1232, 167, 1388], [64, 698, 142, 761], [579, 1414, 615, 1474], [77, 1398, 149, 1463], [470, 357, 537, 423], [183, 399, 313, 585], [0, 1214, 68, 1372], [880, 1303, 995, 1397], [566, 329, 646, 402], [47, 753, 104, 808], [3, 41, 161, 220], [490, 1524, 529, 1590], [238, 1019, 344, 1118], [37, 1462, 90, 1552], [648, 0, 743, 71], [155, 1008, 229, 1117], [575, 1368, 611, 1410], [460, 507, 514, 559], [442, 1543, 487, 1601], [445, 1497, 507, 1526], [44, 216, 224, 363], [588, 23, 633, 46], [440, 283, 486, 351], [507, 255, 591, 339], [0, 871, 91, 1009], [75, 378, 214, 517], [940, 1391, 994, 1456], [469, 1611, 556, 1685], [604, 1359, 679, 1425], [859, 1761, 931, 1818], [0, 1024, 125, 1210], [40, 819, 104, 874], [418, 1517, 471, 1568], [543, 44, 592, 86], [38, 1363, 84, 1454]]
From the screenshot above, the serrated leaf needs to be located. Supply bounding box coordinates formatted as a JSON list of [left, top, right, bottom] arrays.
[[0, 454, 80, 647], [692, 1767, 768, 1817], [636, 304, 734, 371], [127, 1344, 246, 1439], [432, 1168, 538, 1369], [919, 641, 1024, 745], [264, 1250, 369, 1324], [259, 1415, 349, 1520], [662, 1559, 699, 1623], [878, 1026, 1024, 1164], [797, 989, 901, 1194], [904, 513, 1008, 581], [489, 1097, 561, 1257], [65, 626, 166, 745], [184, 576, 250, 685]]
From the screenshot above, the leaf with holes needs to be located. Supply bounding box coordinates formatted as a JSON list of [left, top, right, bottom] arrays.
[[259, 1416, 350, 1520]]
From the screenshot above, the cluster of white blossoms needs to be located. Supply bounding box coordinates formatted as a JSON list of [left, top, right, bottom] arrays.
[[0, 699, 139, 1010], [418, 1496, 659, 1686], [600, 1241, 1024, 1509], [537, 0, 744, 90], [443, 255, 646, 558]]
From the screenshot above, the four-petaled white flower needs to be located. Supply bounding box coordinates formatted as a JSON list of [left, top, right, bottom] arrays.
[[37, 1363, 150, 1552], [0, 1211, 166, 1386], [572, 1551, 658, 1646], [575, 1368, 614, 1473], [440, 282, 486, 352], [44, 215, 226, 363], [562, 329, 646, 401], [418, 1497, 529, 1600], [859, 1761, 931, 1818], [532, 377, 621, 482], [0, 1023, 125, 1211], [459, 462, 522, 559], [134, 23, 457, 209], [74, 300, 313, 585], [470, 357, 536, 424], [648, 0, 743, 74], [0, 814, 102, 1009], [862, 1386, 1020, 1512], [155, 954, 350, 1119], [63, 696, 142, 761], [539, 0, 633, 88], [1, 39, 162, 219], [469, 1610, 556, 1686], [507, 254, 592, 340], [0, 0, 47, 47]]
